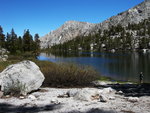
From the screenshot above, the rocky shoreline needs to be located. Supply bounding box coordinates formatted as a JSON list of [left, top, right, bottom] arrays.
[[0, 83, 150, 113], [0, 60, 149, 113]]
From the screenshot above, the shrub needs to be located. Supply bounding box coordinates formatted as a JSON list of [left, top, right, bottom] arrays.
[[0, 58, 100, 88], [0, 61, 18, 72], [35, 61, 100, 87]]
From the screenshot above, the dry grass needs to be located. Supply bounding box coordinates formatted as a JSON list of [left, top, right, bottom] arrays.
[[34, 60, 99, 87], [0, 61, 19, 72], [0, 58, 100, 88]]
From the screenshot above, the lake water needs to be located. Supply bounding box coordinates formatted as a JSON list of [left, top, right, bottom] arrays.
[[38, 52, 150, 83]]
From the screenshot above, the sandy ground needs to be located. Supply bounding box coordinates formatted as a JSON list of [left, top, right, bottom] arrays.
[[0, 86, 150, 113]]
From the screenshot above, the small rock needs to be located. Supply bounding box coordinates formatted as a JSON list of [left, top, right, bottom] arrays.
[[127, 97, 139, 102], [100, 95, 108, 102], [109, 96, 115, 100], [3, 55, 8, 59], [28, 95, 36, 100], [101, 87, 115, 94], [74, 88, 99, 101], [2, 58, 7, 61], [6, 51, 10, 54], [111, 49, 115, 53], [101, 44, 106, 48], [19, 96, 25, 99], [51, 99, 59, 104], [116, 91, 123, 94], [92, 81, 108, 86], [58, 94, 69, 98], [66, 89, 79, 97], [5, 95, 10, 98]]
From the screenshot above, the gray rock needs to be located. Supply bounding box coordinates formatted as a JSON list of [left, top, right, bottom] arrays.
[[116, 91, 123, 95], [3, 55, 8, 59], [73, 88, 99, 101], [0, 60, 45, 95], [58, 94, 69, 98], [1, 58, 7, 62], [92, 81, 108, 86], [101, 44, 106, 48], [100, 95, 108, 102], [51, 99, 59, 104], [0, 48, 8, 55], [0, 48, 9, 62], [109, 96, 115, 100], [19, 96, 25, 99], [100, 87, 115, 94], [127, 97, 139, 102], [111, 49, 115, 53], [5, 95, 10, 98], [28, 95, 36, 100], [66, 89, 80, 97]]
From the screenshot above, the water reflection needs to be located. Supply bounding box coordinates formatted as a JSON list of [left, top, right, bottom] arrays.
[[38, 52, 150, 83]]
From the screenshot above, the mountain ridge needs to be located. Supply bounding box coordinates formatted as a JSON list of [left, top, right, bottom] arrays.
[[40, 1, 150, 49]]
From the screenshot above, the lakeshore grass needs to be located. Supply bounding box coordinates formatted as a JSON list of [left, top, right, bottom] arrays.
[[0, 55, 100, 87], [38, 61, 99, 87]]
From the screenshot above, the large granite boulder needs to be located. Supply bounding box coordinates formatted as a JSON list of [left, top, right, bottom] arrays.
[[0, 60, 45, 95]]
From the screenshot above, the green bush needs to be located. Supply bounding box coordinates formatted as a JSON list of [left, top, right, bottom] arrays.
[[35, 61, 99, 87]]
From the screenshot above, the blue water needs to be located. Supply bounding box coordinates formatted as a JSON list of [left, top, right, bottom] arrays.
[[38, 52, 150, 83]]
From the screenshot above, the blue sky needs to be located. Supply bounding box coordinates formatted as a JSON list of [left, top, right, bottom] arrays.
[[0, 0, 144, 37]]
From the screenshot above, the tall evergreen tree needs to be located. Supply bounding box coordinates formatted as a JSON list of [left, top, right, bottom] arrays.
[[6, 33, 11, 51], [0, 26, 5, 48], [34, 33, 40, 51], [9, 29, 18, 53], [17, 36, 23, 52], [23, 29, 33, 51]]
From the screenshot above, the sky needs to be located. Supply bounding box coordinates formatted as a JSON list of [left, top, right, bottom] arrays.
[[0, 0, 144, 37]]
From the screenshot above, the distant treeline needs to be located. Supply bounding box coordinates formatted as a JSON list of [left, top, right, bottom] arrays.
[[51, 18, 150, 52], [0, 27, 40, 54]]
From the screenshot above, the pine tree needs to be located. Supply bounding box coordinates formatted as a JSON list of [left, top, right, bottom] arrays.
[[34, 33, 40, 51], [6, 33, 11, 51], [23, 29, 33, 51], [17, 36, 23, 53], [0, 26, 5, 48], [9, 29, 18, 53], [33, 34, 40, 53]]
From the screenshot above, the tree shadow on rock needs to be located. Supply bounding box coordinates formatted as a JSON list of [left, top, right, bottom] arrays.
[[99, 83, 150, 97], [86, 108, 116, 113], [68, 108, 116, 113], [0, 103, 62, 113]]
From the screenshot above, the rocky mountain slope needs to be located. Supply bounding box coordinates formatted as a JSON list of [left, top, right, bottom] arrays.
[[40, 0, 150, 49], [40, 21, 96, 48], [97, 0, 149, 29]]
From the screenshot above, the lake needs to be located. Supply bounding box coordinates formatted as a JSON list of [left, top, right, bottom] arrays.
[[38, 51, 150, 83]]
